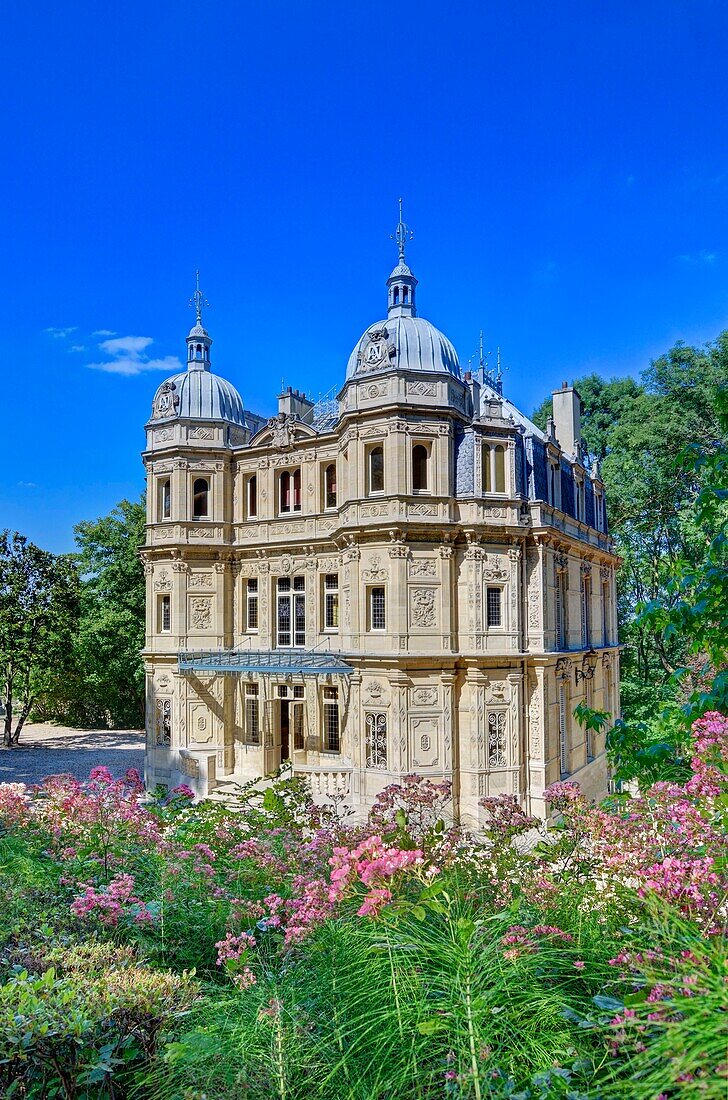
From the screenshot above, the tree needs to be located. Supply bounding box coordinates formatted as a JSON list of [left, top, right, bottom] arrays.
[[70, 499, 146, 729], [0, 532, 80, 746], [532, 337, 728, 723]]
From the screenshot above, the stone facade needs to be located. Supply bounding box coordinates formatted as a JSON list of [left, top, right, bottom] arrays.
[[142, 249, 619, 825]]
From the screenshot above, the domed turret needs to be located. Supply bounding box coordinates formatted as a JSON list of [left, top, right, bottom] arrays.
[[149, 273, 247, 427], [346, 201, 461, 381]]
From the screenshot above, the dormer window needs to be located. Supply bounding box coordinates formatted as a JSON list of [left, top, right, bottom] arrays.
[[483, 443, 506, 494]]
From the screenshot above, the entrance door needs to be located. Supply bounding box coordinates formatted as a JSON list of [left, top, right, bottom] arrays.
[[280, 699, 290, 762]]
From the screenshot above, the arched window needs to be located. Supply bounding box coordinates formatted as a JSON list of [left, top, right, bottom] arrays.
[[193, 478, 209, 518], [292, 468, 302, 510], [412, 444, 428, 492], [280, 471, 291, 513], [369, 447, 384, 494], [483, 443, 507, 494], [324, 463, 337, 508], [393, 287, 400, 305], [196, 343, 203, 358], [483, 444, 491, 492], [248, 475, 257, 518], [160, 479, 171, 520], [403, 286, 409, 303]]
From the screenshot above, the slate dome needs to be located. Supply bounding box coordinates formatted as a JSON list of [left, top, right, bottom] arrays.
[[346, 314, 461, 381]]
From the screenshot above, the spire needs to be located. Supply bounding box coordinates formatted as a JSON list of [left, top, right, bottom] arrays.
[[392, 197, 413, 266], [186, 271, 212, 371], [387, 198, 418, 318], [189, 270, 209, 327]]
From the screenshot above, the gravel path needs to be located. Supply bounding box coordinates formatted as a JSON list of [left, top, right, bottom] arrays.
[[0, 724, 145, 787]]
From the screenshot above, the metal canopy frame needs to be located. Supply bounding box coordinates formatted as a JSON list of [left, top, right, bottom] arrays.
[[178, 649, 354, 678]]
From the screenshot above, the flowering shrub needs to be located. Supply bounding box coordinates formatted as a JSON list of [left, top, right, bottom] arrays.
[[0, 711, 724, 1098]]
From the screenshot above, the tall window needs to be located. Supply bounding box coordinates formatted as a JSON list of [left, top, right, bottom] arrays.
[[487, 712, 506, 767], [277, 576, 306, 648], [365, 713, 387, 768], [323, 687, 340, 752], [369, 586, 386, 631], [279, 469, 302, 514], [368, 447, 384, 494], [558, 683, 568, 777], [245, 683, 260, 745], [159, 594, 171, 633], [246, 578, 259, 632], [483, 444, 506, 493], [486, 587, 502, 628], [193, 478, 209, 518], [602, 580, 610, 646], [323, 573, 339, 630], [160, 479, 171, 521], [555, 568, 567, 650], [324, 464, 337, 509], [581, 574, 591, 648], [412, 444, 429, 492], [292, 685, 305, 750], [247, 475, 257, 518], [585, 677, 594, 760]]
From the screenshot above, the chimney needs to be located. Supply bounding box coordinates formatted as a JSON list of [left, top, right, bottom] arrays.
[[551, 382, 582, 457], [278, 386, 314, 424]]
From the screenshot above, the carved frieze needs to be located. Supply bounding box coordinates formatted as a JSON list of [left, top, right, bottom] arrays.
[[410, 587, 437, 628]]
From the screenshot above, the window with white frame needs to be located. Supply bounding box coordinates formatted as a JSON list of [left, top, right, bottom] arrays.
[[159, 479, 171, 521], [555, 567, 567, 650], [279, 469, 302, 514], [369, 586, 386, 631], [559, 682, 569, 776], [412, 443, 429, 492], [247, 475, 258, 518], [365, 712, 387, 768], [323, 573, 339, 630], [159, 594, 171, 633], [486, 587, 502, 628], [322, 687, 340, 752], [246, 578, 259, 632], [193, 477, 209, 518], [487, 711, 506, 767], [581, 573, 591, 648], [244, 683, 260, 745], [483, 443, 506, 493], [277, 576, 306, 648], [602, 580, 610, 646], [368, 446, 385, 494], [324, 463, 337, 509]]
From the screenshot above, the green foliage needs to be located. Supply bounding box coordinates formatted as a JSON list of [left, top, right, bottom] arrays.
[[0, 531, 80, 745], [68, 497, 146, 728]]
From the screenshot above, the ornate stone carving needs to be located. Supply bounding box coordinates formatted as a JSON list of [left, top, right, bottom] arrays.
[[359, 327, 396, 373], [600, 563, 611, 582], [409, 558, 437, 578], [363, 555, 387, 581], [406, 379, 437, 397], [485, 680, 508, 703], [152, 380, 179, 420], [191, 426, 215, 440], [411, 686, 438, 707], [581, 560, 593, 577], [266, 413, 299, 449], [364, 679, 389, 705], [407, 502, 437, 518], [410, 587, 437, 627], [483, 555, 509, 581], [154, 569, 172, 592], [190, 598, 212, 630], [555, 657, 572, 680], [555, 550, 569, 572]]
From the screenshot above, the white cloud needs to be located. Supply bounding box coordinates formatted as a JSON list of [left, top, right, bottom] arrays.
[[69, 344, 86, 352], [99, 335, 154, 356], [92, 329, 116, 337], [17, 480, 37, 489], [86, 334, 182, 377], [677, 249, 717, 265], [44, 326, 78, 338]]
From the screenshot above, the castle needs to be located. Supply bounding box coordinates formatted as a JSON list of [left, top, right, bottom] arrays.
[[141, 214, 619, 824]]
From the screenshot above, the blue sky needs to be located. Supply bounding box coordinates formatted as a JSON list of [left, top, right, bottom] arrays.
[[3, 0, 727, 553]]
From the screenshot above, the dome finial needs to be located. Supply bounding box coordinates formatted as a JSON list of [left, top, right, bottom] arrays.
[[189, 270, 210, 326], [391, 197, 413, 265]]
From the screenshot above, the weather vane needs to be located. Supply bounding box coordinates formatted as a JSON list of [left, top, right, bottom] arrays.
[[391, 197, 413, 263], [189, 270, 210, 325]]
